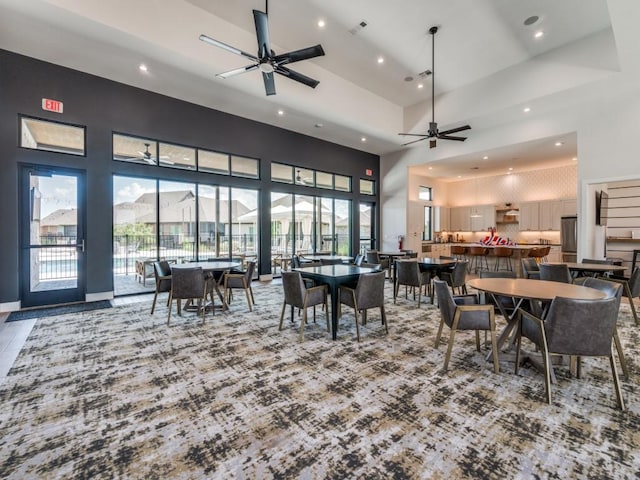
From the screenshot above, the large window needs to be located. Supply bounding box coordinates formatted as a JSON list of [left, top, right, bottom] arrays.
[[424, 206, 433, 241], [359, 203, 374, 252], [272, 163, 351, 192]]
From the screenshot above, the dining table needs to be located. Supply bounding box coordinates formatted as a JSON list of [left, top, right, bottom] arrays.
[[467, 277, 607, 361], [172, 260, 241, 310], [293, 264, 378, 340], [301, 254, 353, 263], [544, 261, 626, 278], [393, 257, 457, 302]]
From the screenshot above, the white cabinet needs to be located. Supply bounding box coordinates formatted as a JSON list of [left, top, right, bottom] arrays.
[[539, 200, 562, 231], [519, 202, 540, 231], [434, 206, 450, 232], [450, 206, 471, 231], [470, 205, 495, 231], [561, 199, 577, 216]]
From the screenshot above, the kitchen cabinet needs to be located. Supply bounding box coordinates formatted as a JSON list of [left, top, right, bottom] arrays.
[[471, 205, 496, 231], [450, 206, 471, 231], [434, 206, 450, 232], [539, 200, 562, 231], [519, 202, 540, 231], [561, 199, 577, 216]]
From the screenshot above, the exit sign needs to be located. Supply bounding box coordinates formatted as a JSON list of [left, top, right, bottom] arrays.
[[42, 98, 63, 113], [365, 169, 373, 176]]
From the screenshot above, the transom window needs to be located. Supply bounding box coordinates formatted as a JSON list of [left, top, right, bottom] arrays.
[[20, 116, 85, 156]]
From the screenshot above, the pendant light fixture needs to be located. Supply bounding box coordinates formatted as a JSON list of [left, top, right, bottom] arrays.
[[470, 177, 483, 218]]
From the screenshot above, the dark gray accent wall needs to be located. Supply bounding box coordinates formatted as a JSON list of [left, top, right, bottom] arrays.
[[0, 49, 380, 304]]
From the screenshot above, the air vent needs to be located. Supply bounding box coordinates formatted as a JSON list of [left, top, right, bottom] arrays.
[[349, 20, 368, 35], [418, 69, 432, 78]]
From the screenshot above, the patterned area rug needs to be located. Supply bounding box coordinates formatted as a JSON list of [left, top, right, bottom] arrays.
[[0, 281, 638, 479]]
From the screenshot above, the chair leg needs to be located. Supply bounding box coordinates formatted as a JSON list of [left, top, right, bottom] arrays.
[[299, 305, 308, 341], [167, 294, 173, 325], [610, 350, 626, 411], [352, 291, 360, 342], [540, 340, 553, 405], [243, 281, 253, 312], [514, 317, 522, 375], [279, 301, 287, 330], [249, 287, 255, 305], [612, 327, 629, 380], [151, 292, 159, 314], [362, 308, 367, 325], [434, 319, 445, 348], [489, 318, 499, 374], [393, 281, 398, 304], [475, 331, 481, 352], [324, 293, 330, 333], [443, 328, 457, 371], [381, 305, 388, 334]]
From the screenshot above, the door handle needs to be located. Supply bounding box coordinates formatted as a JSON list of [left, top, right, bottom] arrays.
[[77, 239, 85, 252]]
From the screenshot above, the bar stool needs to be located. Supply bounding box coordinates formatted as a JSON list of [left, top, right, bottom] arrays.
[[493, 247, 513, 271], [450, 245, 467, 263], [467, 246, 489, 273], [528, 247, 544, 264]]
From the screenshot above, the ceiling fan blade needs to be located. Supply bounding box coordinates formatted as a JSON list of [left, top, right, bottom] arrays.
[[438, 135, 467, 141], [199, 34, 258, 62], [216, 64, 259, 79], [398, 133, 429, 137], [253, 10, 271, 59], [273, 45, 325, 65], [263, 71, 276, 96], [402, 137, 429, 146], [275, 66, 319, 88], [438, 124, 471, 136]]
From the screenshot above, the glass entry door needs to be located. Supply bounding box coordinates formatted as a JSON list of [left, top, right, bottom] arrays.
[[20, 166, 85, 307]]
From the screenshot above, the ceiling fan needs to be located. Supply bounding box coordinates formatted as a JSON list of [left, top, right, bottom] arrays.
[[399, 26, 471, 148], [136, 143, 174, 165], [199, 0, 325, 96], [295, 169, 313, 185]]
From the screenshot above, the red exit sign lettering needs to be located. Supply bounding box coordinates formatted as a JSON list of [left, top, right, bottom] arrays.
[[42, 98, 64, 113], [365, 169, 373, 176]]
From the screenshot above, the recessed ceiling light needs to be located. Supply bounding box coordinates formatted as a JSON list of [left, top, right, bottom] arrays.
[[524, 15, 539, 26], [508, 167, 513, 171], [428, 166, 433, 170], [523, 107, 531, 113], [555, 141, 563, 147], [482, 156, 489, 160], [138, 64, 148, 72], [534, 31, 544, 39], [277, 109, 284, 115], [572, 157, 577, 161], [417, 83, 424, 89], [457, 175, 462, 178], [361, 137, 367, 142], [377, 56, 384, 64], [317, 19, 325, 28]]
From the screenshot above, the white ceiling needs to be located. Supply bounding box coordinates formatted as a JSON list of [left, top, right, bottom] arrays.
[[0, 0, 619, 177]]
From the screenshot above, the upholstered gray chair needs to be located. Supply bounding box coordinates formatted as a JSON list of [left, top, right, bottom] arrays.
[[394, 260, 429, 307], [223, 261, 256, 311], [440, 260, 468, 295], [320, 257, 343, 265], [366, 251, 390, 278], [609, 267, 640, 326], [338, 271, 387, 342], [515, 295, 624, 410], [168, 266, 210, 325], [279, 271, 328, 341], [151, 260, 172, 314], [478, 270, 518, 317], [515, 297, 624, 410], [538, 263, 573, 284], [433, 279, 499, 373], [573, 276, 628, 379], [521, 258, 540, 279], [352, 253, 364, 266]]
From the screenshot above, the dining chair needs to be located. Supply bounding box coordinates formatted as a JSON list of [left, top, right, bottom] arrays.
[[338, 271, 387, 342], [167, 266, 210, 325], [521, 258, 540, 279], [440, 260, 468, 295], [394, 260, 429, 307], [608, 267, 640, 326], [433, 279, 499, 373], [366, 250, 390, 279], [150, 260, 172, 314], [353, 253, 364, 266], [320, 257, 343, 265], [538, 263, 573, 284], [515, 296, 625, 410], [573, 276, 628, 379], [223, 261, 256, 311], [279, 271, 329, 341]]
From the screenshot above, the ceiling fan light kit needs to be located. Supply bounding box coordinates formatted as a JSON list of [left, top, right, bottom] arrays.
[[199, 0, 324, 96], [399, 26, 471, 148]]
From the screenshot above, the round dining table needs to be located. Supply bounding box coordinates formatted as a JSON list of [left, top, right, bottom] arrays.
[[467, 277, 607, 360]]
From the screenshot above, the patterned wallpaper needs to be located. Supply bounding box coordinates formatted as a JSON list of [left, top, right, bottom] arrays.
[[446, 164, 578, 207]]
